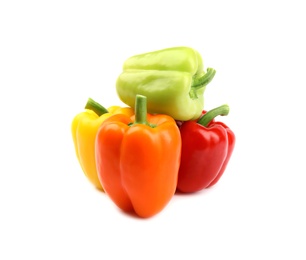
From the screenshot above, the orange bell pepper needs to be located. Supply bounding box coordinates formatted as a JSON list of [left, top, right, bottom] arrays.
[[71, 98, 134, 191], [95, 95, 181, 218]]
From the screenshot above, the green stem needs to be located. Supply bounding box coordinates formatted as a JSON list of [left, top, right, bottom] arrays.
[[197, 104, 230, 127], [192, 68, 216, 89], [85, 98, 108, 116], [134, 94, 148, 125]]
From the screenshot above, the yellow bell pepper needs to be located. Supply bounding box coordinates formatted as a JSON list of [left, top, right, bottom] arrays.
[[71, 98, 134, 191]]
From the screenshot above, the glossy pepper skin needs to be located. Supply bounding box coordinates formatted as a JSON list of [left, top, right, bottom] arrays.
[[95, 95, 181, 218], [116, 46, 216, 121], [176, 105, 235, 193], [71, 98, 134, 191]]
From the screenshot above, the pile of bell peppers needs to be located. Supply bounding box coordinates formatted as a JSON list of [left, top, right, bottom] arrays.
[[71, 46, 235, 218]]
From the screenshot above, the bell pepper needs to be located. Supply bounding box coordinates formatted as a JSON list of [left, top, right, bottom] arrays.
[[176, 104, 235, 193], [71, 98, 134, 191], [95, 95, 181, 218], [116, 46, 216, 121]]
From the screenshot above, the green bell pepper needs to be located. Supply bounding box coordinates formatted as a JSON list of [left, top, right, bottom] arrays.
[[116, 46, 216, 121]]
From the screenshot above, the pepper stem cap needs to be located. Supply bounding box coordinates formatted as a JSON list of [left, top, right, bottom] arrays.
[[85, 98, 109, 116], [197, 104, 230, 127], [134, 94, 149, 125], [192, 68, 216, 89]]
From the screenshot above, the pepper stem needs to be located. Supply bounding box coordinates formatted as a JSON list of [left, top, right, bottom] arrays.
[[197, 104, 230, 127], [192, 68, 216, 89], [85, 98, 109, 116], [134, 94, 148, 125]]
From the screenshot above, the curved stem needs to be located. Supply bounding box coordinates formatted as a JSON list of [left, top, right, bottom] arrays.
[[85, 98, 108, 116], [197, 104, 230, 127], [192, 68, 216, 89], [134, 95, 148, 125]]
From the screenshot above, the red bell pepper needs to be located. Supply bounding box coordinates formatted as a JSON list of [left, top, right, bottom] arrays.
[[176, 104, 235, 193]]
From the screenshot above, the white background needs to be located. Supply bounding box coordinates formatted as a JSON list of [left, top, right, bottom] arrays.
[[1, 0, 305, 259]]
